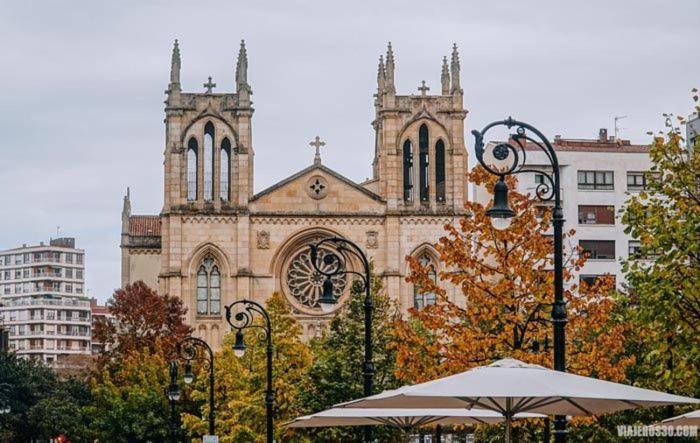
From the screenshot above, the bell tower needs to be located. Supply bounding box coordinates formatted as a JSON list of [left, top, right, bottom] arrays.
[[371, 43, 468, 212], [162, 39, 254, 214]]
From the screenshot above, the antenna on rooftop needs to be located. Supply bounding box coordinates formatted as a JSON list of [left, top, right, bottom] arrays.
[[614, 115, 628, 142]]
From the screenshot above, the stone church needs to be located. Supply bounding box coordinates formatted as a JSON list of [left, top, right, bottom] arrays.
[[120, 40, 468, 347]]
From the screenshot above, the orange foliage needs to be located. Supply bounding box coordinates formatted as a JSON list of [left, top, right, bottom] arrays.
[[392, 166, 634, 384]]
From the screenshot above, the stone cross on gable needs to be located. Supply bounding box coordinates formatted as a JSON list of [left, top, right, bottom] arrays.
[[418, 80, 430, 96], [203, 76, 216, 93], [309, 136, 326, 165]]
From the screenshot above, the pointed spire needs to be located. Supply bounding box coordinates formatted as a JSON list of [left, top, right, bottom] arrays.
[[236, 40, 251, 95], [384, 42, 395, 94], [376, 55, 385, 96], [170, 39, 181, 85], [121, 187, 131, 235], [450, 43, 462, 95], [441, 56, 450, 95]]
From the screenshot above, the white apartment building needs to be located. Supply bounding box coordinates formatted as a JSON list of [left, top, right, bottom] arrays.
[[473, 128, 651, 288], [0, 238, 91, 364]]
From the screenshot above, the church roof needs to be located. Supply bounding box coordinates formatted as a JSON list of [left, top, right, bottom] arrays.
[[251, 163, 384, 203], [128, 215, 161, 236]]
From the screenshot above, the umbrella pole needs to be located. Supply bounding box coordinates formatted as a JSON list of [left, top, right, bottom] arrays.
[[435, 424, 442, 443], [505, 397, 512, 443], [506, 416, 512, 443]]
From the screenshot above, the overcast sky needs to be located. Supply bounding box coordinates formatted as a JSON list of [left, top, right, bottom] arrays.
[[0, 1, 697, 302]]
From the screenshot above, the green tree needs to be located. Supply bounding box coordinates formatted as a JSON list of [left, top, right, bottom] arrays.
[[0, 351, 93, 442], [182, 293, 312, 442], [621, 95, 700, 400], [300, 274, 402, 442]]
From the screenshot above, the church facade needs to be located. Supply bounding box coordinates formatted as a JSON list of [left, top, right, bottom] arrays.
[[120, 41, 469, 347]]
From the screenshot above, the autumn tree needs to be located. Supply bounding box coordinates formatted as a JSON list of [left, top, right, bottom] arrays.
[[93, 280, 192, 367], [300, 275, 402, 442], [182, 293, 312, 443], [621, 96, 700, 401], [392, 166, 634, 384]]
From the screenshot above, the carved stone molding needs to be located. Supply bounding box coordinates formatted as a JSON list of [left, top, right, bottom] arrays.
[[366, 230, 379, 249], [182, 215, 237, 224], [256, 230, 270, 249], [399, 216, 453, 226], [251, 216, 385, 226]]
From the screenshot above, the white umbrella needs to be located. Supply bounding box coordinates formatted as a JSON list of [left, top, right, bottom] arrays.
[[338, 358, 700, 442], [285, 407, 543, 428], [659, 409, 700, 426]]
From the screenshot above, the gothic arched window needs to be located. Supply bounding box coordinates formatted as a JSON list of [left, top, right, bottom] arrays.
[[419, 124, 429, 202], [187, 138, 198, 201], [203, 122, 215, 201], [413, 254, 437, 309], [435, 139, 446, 202], [403, 140, 413, 202], [196, 256, 221, 315], [220, 137, 231, 201]]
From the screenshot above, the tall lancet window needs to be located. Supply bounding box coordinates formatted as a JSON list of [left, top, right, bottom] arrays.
[[220, 138, 231, 201], [403, 140, 413, 202], [419, 124, 429, 202], [203, 122, 215, 201], [435, 139, 446, 202], [196, 256, 221, 315], [187, 138, 198, 201], [413, 254, 437, 309]]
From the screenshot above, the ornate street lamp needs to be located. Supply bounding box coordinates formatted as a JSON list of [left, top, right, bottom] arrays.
[[308, 236, 373, 443], [177, 336, 216, 437], [472, 117, 568, 442], [225, 299, 274, 443], [166, 361, 181, 443]]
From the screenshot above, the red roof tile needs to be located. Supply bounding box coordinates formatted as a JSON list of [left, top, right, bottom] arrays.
[[129, 215, 161, 237]]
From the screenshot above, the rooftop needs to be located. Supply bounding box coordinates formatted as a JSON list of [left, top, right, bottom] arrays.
[[128, 215, 161, 237]]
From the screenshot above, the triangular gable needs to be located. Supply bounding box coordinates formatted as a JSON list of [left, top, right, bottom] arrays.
[[251, 164, 383, 203]]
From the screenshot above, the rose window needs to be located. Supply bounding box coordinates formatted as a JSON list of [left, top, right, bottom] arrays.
[[286, 248, 346, 309]]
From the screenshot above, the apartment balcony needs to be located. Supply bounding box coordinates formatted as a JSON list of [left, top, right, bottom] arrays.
[[1, 298, 90, 308]]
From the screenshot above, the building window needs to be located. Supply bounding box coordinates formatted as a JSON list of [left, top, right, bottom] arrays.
[[76, 270, 83, 279], [627, 171, 657, 191], [76, 254, 83, 265], [580, 274, 616, 287], [419, 124, 429, 202], [203, 122, 215, 201], [285, 247, 347, 310], [535, 173, 546, 184], [628, 240, 643, 259], [435, 139, 446, 202], [220, 137, 231, 201], [196, 256, 221, 315], [578, 170, 614, 190], [403, 140, 413, 201], [578, 205, 615, 225], [65, 253, 73, 263], [579, 240, 616, 260], [413, 255, 437, 310], [65, 284, 72, 293], [65, 268, 73, 279], [187, 137, 198, 201]]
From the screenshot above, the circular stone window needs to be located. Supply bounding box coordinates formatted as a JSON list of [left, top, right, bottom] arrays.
[[284, 247, 347, 313], [306, 175, 328, 200]]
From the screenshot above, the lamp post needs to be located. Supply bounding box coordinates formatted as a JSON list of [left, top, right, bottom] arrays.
[[225, 299, 274, 443], [308, 237, 373, 443], [166, 361, 182, 443], [472, 118, 568, 442], [177, 336, 216, 437]]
